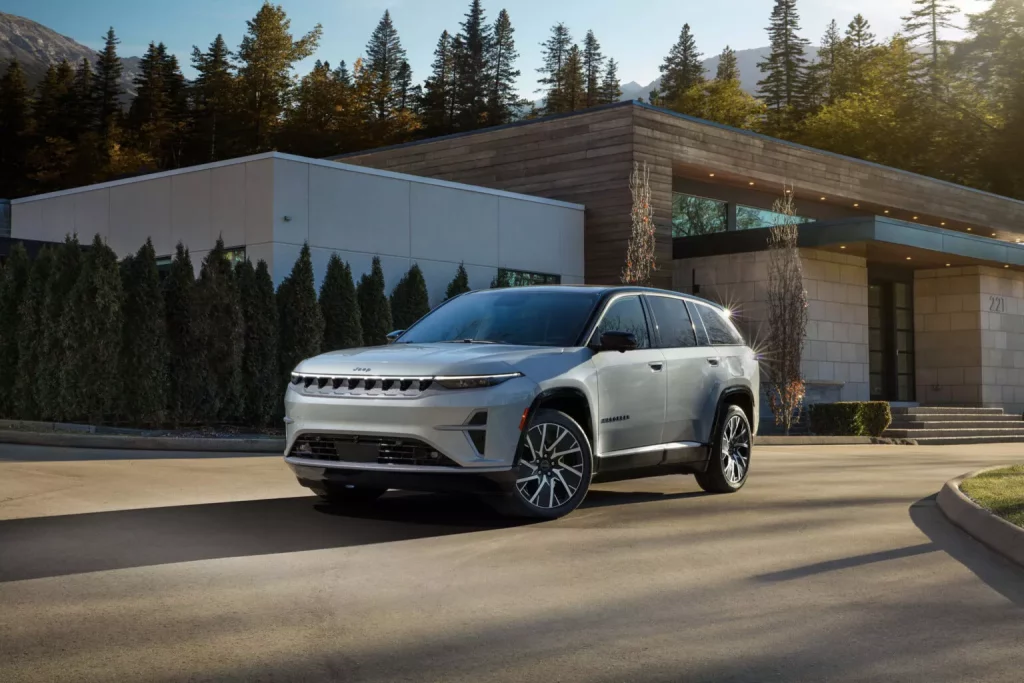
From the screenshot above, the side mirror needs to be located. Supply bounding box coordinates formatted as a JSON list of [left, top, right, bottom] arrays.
[[594, 331, 638, 353], [386, 330, 405, 344]]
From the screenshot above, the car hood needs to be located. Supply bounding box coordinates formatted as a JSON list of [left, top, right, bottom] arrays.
[[293, 343, 578, 378]]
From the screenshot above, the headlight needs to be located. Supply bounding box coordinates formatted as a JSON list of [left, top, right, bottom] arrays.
[[434, 373, 522, 390]]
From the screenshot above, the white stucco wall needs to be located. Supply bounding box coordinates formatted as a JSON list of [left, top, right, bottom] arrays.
[[11, 153, 585, 306]]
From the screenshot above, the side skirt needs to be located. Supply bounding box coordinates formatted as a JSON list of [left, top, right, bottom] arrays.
[[593, 443, 710, 481]]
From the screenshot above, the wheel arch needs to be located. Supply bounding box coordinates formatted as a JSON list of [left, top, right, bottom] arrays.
[[710, 386, 756, 444], [527, 387, 595, 449]]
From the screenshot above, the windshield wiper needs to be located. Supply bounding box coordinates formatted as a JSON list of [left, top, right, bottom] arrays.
[[442, 339, 501, 344]]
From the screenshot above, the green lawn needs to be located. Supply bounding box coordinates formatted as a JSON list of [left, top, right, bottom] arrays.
[[960, 465, 1024, 528]]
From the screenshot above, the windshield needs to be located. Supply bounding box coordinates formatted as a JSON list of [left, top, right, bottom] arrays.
[[397, 289, 601, 346]]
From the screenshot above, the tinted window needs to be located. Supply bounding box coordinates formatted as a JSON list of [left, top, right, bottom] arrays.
[[646, 296, 697, 348], [398, 289, 600, 346], [696, 304, 744, 345], [594, 296, 650, 349]]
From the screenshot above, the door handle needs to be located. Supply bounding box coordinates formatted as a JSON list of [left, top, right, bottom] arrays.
[[648, 362, 664, 372], [707, 358, 720, 366]]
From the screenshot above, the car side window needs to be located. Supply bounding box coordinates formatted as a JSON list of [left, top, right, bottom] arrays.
[[594, 296, 650, 349], [645, 296, 697, 348], [696, 304, 744, 346]]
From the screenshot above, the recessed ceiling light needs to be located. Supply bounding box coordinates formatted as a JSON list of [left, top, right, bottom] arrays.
[[941, 222, 946, 226], [906, 257, 912, 261], [785, 189, 792, 194], [1005, 264, 1010, 268], [749, 181, 755, 186], [992, 233, 997, 237], [853, 203, 860, 207], [946, 263, 951, 267], [820, 196, 826, 200], [967, 227, 972, 231], [884, 210, 890, 214], [709, 173, 715, 177], [840, 245, 846, 249], [913, 216, 919, 220]]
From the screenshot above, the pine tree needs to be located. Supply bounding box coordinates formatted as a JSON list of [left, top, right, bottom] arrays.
[[71, 58, 96, 137], [421, 31, 458, 136], [92, 28, 124, 144], [843, 14, 877, 97], [192, 238, 244, 422], [163, 243, 203, 425], [538, 23, 573, 114], [237, 259, 279, 427], [278, 243, 324, 380], [757, 0, 811, 126], [660, 24, 705, 103], [903, 0, 960, 79], [560, 45, 587, 113], [582, 30, 605, 108], [390, 264, 430, 331], [716, 46, 740, 82], [486, 10, 522, 125], [319, 254, 363, 350], [61, 235, 123, 423], [364, 10, 408, 123], [445, 263, 471, 300], [13, 247, 53, 419], [454, 0, 492, 130], [0, 243, 31, 417], [0, 61, 32, 199], [129, 42, 187, 169], [236, 3, 322, 152], [33, 61, 75, 141], [281, 60, 346, 156], [357, 256, 393, 346], [189, 34, 237, 162], [118, 239, 168, 425], [36, 236, 81, 421], [599, 58, 622, 104], [805, 20, 843, 109]]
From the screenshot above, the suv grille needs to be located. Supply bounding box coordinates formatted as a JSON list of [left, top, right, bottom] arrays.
[[289, 434, 460, 467], [291, 374, 434, 398]]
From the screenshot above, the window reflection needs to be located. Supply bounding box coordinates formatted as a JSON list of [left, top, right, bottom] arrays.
[[736, 205, 813, 230], [672, 193, 728, 237]]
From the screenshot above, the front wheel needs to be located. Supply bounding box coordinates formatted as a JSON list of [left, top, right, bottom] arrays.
[[695, 405, 751, 494], [493, 409, 593, 520]]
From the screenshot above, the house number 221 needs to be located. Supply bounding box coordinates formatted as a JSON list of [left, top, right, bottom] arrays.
[[989, 296, 1006, 313]]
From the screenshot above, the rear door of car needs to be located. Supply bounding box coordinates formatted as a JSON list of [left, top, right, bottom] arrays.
[[688, 300, 748, 441]]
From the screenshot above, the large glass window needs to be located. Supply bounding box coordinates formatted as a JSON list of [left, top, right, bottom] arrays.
[[672, 193, 728, 237], [646, 295, 697, 348], [594, 295, 651, 349], [736, 205, 813, 231], [695, 303, 744, 346], [491, 268, 561, 288]]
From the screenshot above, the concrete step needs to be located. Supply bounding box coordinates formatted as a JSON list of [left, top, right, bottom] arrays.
[[888, 418, 1024, 429], [890, 406, 1007, 416], [884, 426, 1024, 439], [910, 435, 1024, 445]]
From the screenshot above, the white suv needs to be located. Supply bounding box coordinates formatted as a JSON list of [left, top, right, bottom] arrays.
[[285, 286, 759, 519]]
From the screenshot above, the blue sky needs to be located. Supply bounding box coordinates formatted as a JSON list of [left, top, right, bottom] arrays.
[[7, 0, 985, 95]]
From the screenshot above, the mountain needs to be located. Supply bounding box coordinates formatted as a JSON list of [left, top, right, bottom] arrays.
[[0, 12, 139, 100]]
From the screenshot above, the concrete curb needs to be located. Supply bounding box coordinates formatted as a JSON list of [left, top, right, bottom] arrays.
[[757, 436, 874, 446], [937, 467, 1024, 569], [0, 429, 285, 454]]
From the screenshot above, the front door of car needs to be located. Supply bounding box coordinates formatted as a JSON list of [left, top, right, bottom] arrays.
[[590, 294, 667, 458]]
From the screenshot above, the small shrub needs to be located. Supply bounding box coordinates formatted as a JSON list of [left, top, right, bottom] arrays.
[[357, 256, 393, 346], [320, 254, 362, 350], [809, 401, 892, 437], [445, 263, 471, 300]]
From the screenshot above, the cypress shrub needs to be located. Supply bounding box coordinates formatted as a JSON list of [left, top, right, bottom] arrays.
[[390, 263, 430, 331], [164, 243, 203, 425], [238, 259, 279, 427], [320, 253, 363, 350], [445, 262, 471, 300], [0, 243, 31, 417], [36, 236, 82, 421], [809, 401, 892, 437], [278, 243, 324, 381], [192, 237, 244, 422], [119, 239, 168, 425], [13, 247, 54, 419], [61, 234, 123, 423], [357, 256, 393, 346]]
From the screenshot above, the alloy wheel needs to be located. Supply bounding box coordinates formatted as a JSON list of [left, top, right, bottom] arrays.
[[720, 414, 751, 485], [515, 422, 585, 509]]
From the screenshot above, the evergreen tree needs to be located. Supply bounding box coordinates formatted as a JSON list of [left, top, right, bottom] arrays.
[[903, 0, 960, 79], [236, 2, 322, 152], [445, 263, 471, 300], [92, 27, 124, 144], [0, 243, 31, 417], [454, 0, 492, 130], [390, 264, 430, 331], [599, 58, 622, 104], [237, 259, 279, 427], [676, 78, 767, 129], [61, 235, 123, 423], [119, 239, 168, 425], [486, 9, 522, 125], [538, 23, 573, 114], [421, 30, 458, 136], [71, 58, 97, 137], [192, 238, 244, 422], [33, 60, 75, 142], [0, 60, 33, 199], [842, 14, 878, 97], [660, 24, 705, 103], [356, 257, 393, 346], [278, 243, 324, 380], [13, 247, 53, 419], [189, 34, 237, 162], [582, 30, 605, 108], [319, 254, 363, 350], [163, 243, 203, 425], [805, 20, 843, 109], [757, 0, 811, 128], [395, 60, 417, 112], [281, 60, 346, 156], [560, 45, 587, 112], [36, 236, 81, 421], [716, 46, 740, 82], [364, 10, 408, 123], [129, 42, 188, 169]]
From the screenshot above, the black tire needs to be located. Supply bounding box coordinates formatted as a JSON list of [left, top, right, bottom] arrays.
[[696, 404, 752, 494], [491, 409, 593, 520], [311, 484, 387, 507]]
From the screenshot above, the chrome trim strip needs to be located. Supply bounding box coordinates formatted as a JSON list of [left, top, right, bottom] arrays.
[[597, 442, 703, 459], [432, 372, 522, 381], [291, 373, 434, 382], [285, 455, 512, 474]]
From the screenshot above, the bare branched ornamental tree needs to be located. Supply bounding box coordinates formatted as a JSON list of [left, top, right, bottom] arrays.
[[621, 161, 657, 286], [765, 187, 809, 434]]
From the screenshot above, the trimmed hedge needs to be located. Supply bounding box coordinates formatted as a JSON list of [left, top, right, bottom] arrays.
[[808, 402, 892, 437]]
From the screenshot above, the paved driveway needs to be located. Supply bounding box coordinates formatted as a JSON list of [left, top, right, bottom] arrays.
[[1, 443, 1022, 682]]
